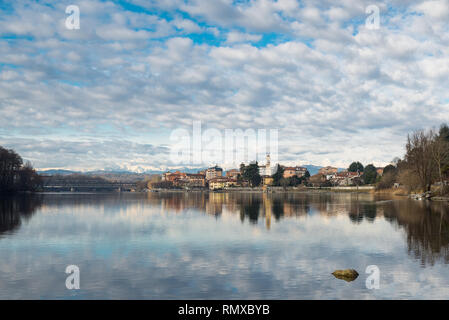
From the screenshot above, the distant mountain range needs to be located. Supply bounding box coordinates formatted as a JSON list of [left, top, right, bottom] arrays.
[[38, 169, 79, 176], [38, 167, 205, 176], [301, 165, 346, 175], [302, 165, 321, 176], [37, 167, 209, 182]]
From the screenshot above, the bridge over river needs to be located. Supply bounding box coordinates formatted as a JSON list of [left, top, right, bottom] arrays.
[[41, 176, 137, 192]]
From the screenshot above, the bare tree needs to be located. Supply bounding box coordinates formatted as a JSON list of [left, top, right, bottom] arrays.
[[0, 146, 23, 192], [405, 130, 436, 192], [0, 147, 41, 193], [431, 133, 449, 194], [17, 161, 42, 192]]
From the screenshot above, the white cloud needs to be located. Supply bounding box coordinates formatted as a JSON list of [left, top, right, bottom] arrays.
[[0, 0, 449, 170], [226, 31, 262, 43], [414, 0, 449, 20]]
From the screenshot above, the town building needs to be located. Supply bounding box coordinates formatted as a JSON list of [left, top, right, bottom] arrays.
[[283, 166, 308, 179], [283, 167, 296, 178], [205, 166, 223, 180], [208, 177, 237, 190], [161, 171, 206, 188], [184, 173, 206, 187], [330, 171, 361, 186], [162, 171, 186, 183], [295, 166, 308, 177], [225, 169, 240, 179]]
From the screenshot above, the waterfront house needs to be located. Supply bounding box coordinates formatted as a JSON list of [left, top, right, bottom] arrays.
[[283, 167, 296, 178], [185, 173, 206, 188], [162, 171, 186, 183], [331, 171, 361, 186], [283, 166, 308, 179], [208, 177, 237, 190], [295, 166, 308, 177]]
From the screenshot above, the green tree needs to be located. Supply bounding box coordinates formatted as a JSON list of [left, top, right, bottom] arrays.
[[383, 164, 397, 175], [362, 164, 377, 185], [348, 161, 364, 172], [289, 175, 302, 186], [241, 162, 261, 187], [271, 164, 284, 186], [376, 164, 398, 190]]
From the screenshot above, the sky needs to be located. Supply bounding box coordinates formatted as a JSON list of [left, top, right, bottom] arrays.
[[0, 0, 449, 172]]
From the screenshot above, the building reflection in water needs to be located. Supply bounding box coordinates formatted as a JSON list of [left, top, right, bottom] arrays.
[[145, 192, 449, 265], [1, 191, 449, 266]]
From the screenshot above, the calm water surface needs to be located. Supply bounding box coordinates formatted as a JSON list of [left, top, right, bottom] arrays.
[[1, 192, 449, 299]]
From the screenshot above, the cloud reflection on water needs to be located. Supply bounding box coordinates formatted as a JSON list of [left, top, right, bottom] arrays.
[[0, 192, 449, 299]]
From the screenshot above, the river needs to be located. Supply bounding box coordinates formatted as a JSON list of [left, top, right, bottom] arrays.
[[0, 192, 448, 299]]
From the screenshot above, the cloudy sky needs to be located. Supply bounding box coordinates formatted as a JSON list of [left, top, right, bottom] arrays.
[[1, 0, 449, 171]]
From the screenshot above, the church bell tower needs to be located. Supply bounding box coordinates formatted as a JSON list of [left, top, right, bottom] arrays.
[[265, 154, 271, 176]]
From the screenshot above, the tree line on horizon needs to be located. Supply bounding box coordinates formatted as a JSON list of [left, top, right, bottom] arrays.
[[0, 146, 42, 193]]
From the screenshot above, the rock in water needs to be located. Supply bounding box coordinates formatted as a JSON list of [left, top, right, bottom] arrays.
[[332, 269, 359, 282]]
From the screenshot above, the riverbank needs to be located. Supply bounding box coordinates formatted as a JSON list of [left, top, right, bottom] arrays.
[[374, 187, 449, 202], [374, 187, 409, 196]]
